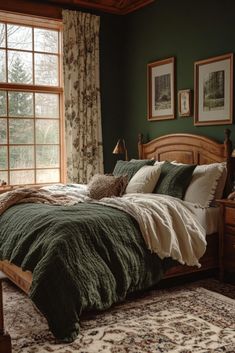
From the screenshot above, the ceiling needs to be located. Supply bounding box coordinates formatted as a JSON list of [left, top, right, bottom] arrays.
[[42, 0, 155, 15]]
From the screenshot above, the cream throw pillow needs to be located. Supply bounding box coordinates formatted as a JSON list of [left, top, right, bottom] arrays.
[[184, 162, 226, 206], [125, 165, 161, 194]]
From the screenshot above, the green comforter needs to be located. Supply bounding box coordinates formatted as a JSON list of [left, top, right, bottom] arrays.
[[0, 202, 164, 342]]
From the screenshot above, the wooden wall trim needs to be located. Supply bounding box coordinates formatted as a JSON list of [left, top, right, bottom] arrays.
[[0, 0, 62, 19], [0, 0, 154, 17], [43, 0, 154, 15], [0, 9, 62, 27], [122, 0, 154, 14]]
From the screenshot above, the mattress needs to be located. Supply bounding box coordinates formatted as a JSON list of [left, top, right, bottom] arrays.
[[185, 202, 219, 235]]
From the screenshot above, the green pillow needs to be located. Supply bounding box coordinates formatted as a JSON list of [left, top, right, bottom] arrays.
[[154, 161, 196, 199], [113, 159, 154, 181]]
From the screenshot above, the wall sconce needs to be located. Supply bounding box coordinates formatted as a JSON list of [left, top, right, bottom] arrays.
[[112, 138, 128, 161]]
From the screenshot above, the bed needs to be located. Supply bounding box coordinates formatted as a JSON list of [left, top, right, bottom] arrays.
[[137, 129, 233, 278], [0, 130, 233, 346]]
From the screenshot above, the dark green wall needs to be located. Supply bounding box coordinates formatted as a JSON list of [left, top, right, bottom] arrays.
[[121, 0, 235, 159], [100, 14, 125, 172]]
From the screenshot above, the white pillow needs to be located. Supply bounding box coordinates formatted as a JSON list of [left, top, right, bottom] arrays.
[[213, 163, 227, 200], [184, 162, 226, 207], [154, 160, 166, 166], [125, 165, 161, 194]]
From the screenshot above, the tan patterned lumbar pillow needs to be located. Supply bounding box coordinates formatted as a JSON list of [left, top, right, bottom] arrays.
[[88, 174, 128, 200]]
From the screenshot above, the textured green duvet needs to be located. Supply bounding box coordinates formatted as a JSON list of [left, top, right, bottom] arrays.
[[0, 202, 164, 341]]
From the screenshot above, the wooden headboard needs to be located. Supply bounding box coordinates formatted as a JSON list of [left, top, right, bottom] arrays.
[[138, 129, 233, 196]]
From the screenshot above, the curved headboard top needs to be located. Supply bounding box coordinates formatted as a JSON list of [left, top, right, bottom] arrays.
[[138, 129, 232, 165], [138, 129, 233, 196]]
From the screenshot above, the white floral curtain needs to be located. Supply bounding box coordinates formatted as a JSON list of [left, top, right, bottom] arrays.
[[62, 10, 104, 183]]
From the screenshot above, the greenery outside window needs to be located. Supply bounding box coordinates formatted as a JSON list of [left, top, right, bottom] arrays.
[[0, 12, 64, 187]]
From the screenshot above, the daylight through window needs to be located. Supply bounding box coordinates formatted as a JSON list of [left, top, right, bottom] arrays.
[[0, 12, 64, 186]]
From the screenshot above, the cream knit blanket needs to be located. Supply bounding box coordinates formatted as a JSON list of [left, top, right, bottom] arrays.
[[96, 193, 207, 268]]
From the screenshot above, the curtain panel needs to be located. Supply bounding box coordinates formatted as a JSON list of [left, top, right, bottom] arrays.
[[62, 10, 104, 184]]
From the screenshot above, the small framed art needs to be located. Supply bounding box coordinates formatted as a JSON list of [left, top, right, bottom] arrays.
[[147, 57, 175, 121], [194, 53, 233, 126], [178, 89, 192, 117]]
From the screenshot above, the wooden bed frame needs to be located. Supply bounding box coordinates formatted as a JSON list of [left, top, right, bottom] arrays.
[[138, 129, 233, 279], [0, 129, 233, 351]]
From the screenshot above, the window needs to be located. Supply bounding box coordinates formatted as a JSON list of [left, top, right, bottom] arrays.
[[0, 12, 64, 187]]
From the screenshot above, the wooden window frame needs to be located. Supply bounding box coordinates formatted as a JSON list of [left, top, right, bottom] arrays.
[[0, 11, 65, 190]]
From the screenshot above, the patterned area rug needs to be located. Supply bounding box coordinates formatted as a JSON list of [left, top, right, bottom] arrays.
[[3, 279, 235, 353]]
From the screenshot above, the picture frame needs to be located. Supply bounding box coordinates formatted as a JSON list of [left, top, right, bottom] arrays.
[[194, 53, 233, 126], [147, 57, 175, 121], [178, 89, 192, 117]]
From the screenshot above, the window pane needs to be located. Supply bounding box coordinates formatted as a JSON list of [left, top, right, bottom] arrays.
[[0, 146, 7, 169], [0, 23, 5, 47], [34, 28, 58, 53], [8, 50, 33, 84], [36, 145, 59, 168], [0, 92, 7, 116], [0, 171, 8, 185], [7, 24, 32, 51], [36, 120, 59, 144], [35, 93, 59, 118], [9, 119, 34, 144], [0, 118, 7, 143], [9, 92, 33, 117], [0, 18, 62, 187], [10, 146, 34, 169], [35, 53, 58, 86], [36, 169, 59, 183], [0, 49, 6, 82], [10, 170, 34, 185]]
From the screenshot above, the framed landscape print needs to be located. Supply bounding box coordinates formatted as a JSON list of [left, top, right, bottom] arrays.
[[178, 89, 192, 117], [147, 57, 175, 121], [194, 53, 233, 126]]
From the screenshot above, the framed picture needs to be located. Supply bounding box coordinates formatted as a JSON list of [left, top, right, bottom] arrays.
[[194, 53, 233, 126], [178, 89, 192, 117], [147, 57, 175, 121]]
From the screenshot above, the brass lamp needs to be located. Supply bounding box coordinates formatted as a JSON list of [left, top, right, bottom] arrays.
[[113, 138, 128, 161]]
